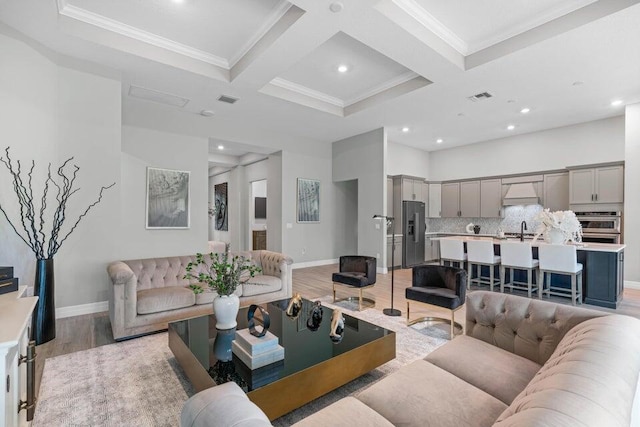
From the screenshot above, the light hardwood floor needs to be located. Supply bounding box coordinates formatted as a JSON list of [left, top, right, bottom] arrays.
[[35, 263, 640, 392]]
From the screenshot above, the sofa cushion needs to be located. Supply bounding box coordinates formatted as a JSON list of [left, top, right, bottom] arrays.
[[194, 288, 216, 305], [356, 360, 507, 427], [137, 286, 195, 315], [406, 286, 462, 309], [292, 397, 393, 427], [332, 272, 369, 287], [425, 335, 541, 405], [495, 315, 640, 427], [242, 275, 282, 297]]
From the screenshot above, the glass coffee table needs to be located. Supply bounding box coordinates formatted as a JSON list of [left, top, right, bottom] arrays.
[[168, 298, 396, 420]]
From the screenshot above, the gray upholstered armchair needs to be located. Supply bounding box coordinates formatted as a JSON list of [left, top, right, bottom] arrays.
[[331, 255, 377, 311], [406, 264, 467, 338]]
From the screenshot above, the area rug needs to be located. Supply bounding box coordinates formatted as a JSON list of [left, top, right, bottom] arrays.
[[34, 302, 448, 427]]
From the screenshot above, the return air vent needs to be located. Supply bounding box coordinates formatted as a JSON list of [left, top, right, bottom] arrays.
[[467, 92, 493, 102], [218, 95, 239, 104], [128, 85, 189, 107]]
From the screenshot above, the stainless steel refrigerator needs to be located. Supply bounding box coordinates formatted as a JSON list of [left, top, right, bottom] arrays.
[[402, 200, 425, 268]]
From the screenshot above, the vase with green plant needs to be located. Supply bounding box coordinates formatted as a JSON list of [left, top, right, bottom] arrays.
[[0, 147, 114, 344], [185, 249, 261, 329]]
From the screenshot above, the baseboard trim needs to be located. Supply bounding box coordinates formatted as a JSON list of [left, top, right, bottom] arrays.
[[292, 259, 338, 269], [56, 300, 108, 319], [625, 280, 640, 290]]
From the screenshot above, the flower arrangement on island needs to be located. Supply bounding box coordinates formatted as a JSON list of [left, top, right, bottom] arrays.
[[532, 209, 582, 244]]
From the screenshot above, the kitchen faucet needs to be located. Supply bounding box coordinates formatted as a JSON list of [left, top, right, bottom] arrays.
[[520, 221, 528, 242]]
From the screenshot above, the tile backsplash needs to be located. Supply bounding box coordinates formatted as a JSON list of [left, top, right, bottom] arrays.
[[427, 205, 544, 235]]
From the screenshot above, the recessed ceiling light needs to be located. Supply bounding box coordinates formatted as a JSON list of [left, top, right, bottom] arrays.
[[611, 100, 623, 107], [436, 139, 443, 144], [520, 107, 530, 114], [329, 2, 344, 12], [507, 125, 516, 131], [402, 127, 410, 133], [217, 145, 224, 150], [337, 65, 349, 73]]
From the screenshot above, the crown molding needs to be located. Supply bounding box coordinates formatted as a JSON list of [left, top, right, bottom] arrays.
[[228, 0, 292, 68], [391, 0, 468, 55], [270, 78, 345, 108], [344, 71, 419, 106], [56, 0, 229, 68]]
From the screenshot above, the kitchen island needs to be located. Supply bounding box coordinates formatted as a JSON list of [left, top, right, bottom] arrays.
[[430, 234, 625, 309]]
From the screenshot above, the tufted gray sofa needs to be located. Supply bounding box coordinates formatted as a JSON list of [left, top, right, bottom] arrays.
[[107, 250, 293, 340], [181, 290, 640, 427]]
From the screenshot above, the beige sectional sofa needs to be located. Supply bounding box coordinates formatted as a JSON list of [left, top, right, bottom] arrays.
[[107, 250, 293, 340], [181, 291, 640, 427]]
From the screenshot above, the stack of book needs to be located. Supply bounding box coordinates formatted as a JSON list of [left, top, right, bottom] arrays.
[[231, 328, 284, 369], [0, 266, 18, 295], [234, 358, 284, 389]]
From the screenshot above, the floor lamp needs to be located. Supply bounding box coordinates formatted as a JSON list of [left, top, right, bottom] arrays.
[[373, 215, 401, 316]]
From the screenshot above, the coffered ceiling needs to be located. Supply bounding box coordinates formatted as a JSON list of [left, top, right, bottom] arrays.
[[1, 0, 639, 157]]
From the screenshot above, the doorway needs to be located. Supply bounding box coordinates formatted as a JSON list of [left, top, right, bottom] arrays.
[[250, 179, 267, 250]]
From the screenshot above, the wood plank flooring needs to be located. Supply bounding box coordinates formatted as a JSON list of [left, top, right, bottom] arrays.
[[34, 263, 640, 394]]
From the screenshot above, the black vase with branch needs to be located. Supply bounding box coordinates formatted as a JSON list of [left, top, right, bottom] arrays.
[[0, 147, 114, 344]]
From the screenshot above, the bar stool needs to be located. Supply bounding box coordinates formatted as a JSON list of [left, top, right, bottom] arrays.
[[439, 238, 467, 268], [466, 239, 501, 291], [499, 241, 539, 298], [538, 243, 583, 305]]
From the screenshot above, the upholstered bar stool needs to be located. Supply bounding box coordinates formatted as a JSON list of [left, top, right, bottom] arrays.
[[538, 243, 583, 305], [499, 241, 539, 298], [332, 256, 377, 311], [466, 239, 501, 291], [439, 238, 467, 268]]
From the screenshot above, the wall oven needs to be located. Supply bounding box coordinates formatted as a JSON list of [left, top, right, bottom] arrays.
[[575, 211, 621, 244]]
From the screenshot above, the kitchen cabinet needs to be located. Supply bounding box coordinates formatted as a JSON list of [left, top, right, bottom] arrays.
[[440, 183, 460, 217], [392, 176, 427, 234], [401, 177, 427, 203], [569, 165, 623, 205], [386, 235, 403, 269], [441, 181, 480, 217], [583, 250, 624, 309], [543, 172, 569, 211], [480, 179, 502, 218], [428, 183, 441, 218], [425, 236, 440, 261]]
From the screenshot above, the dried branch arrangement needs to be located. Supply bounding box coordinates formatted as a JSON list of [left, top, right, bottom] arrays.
[[0, 147, 115, 259]]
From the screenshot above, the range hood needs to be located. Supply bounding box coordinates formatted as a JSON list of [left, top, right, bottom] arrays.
[[502, 183, 540, 206]]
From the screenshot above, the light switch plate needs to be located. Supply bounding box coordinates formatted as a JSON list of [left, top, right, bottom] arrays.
[[286, 223, 293, 229]]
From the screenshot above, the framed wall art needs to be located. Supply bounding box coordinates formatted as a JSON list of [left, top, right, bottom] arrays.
[[214, 182, 228, 231], [297, 178, 320, 223], [146, 167, 190, 229]]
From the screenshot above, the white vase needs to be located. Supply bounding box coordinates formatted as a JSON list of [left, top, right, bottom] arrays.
[[546, 228, 565, 245], [213, 294, 240, 330]]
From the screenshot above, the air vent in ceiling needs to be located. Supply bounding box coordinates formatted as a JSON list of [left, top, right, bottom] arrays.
[[218, 95, 239, 104], [128, 85, 189, 107], [467, 92, 493, 102]]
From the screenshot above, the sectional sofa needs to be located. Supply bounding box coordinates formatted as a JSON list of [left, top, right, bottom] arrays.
[[107, 250, 293, 340], [181, 291, 640, 427]]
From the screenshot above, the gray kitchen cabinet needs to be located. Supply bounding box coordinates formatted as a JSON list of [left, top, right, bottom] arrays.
[[570, 165, 623, 205], [386, 235, 402, 269], [428, 183, 441, 218], [402, 177, 415, 201], [441, 182, 460, 217], [480, 179, 502, 218], [460, 180, 480, 217], [424, 236, 440, 261], [425, 237, 431, 261], [392, 175, 427, 233], [420, 181, 429, 205], [543, 172, 569, 211], [401, 177, 427, 202]]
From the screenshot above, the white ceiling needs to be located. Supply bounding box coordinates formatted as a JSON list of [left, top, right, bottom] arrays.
[[1, 0, 639, 155]]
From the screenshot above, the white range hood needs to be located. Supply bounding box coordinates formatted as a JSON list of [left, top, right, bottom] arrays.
[[502, 183, 540, 206]]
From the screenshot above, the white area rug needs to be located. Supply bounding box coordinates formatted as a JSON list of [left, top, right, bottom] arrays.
[[34, 300, 449, 427]]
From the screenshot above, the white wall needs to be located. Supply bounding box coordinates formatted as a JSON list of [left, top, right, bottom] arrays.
[[120, 125, 209, 259], [333, 128, 387, 268], [625, 104, 640, 284], [429, 116, 625, 181], [387, 141, 430, 177], [0, 28, 121, 308]]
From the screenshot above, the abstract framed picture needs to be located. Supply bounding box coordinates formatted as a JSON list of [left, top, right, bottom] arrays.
[[214, 182, 228, 231], [297, 178, 320, 223], [146, 167, 190, 229]]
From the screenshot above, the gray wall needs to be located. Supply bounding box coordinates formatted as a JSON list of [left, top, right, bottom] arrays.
[[120, 125, 209, 259], [333, 180, 358, 256], [625, 104, 640, 283], [333, 128, 387, 267]]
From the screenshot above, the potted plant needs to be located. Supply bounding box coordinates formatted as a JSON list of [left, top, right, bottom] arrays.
[[533, 209, 582, 244], [184, 249, 261, 330]]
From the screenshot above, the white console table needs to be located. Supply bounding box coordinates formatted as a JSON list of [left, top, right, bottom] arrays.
[[1, 287, 38, 427]]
